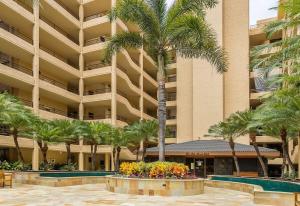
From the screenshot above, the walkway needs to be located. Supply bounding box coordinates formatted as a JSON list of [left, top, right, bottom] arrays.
[[0, 184, 270, 206]]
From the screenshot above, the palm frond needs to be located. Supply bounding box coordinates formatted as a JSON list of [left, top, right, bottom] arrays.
[[104, 31, 143, 62]]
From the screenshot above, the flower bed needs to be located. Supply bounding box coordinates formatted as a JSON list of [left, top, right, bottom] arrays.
[[119, 161, 191, 179]]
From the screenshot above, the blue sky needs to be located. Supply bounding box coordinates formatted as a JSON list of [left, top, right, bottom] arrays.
[[167, 0, 278, 26]]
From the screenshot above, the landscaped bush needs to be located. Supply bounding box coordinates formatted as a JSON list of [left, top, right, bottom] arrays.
[[119, 161, 189, 179], [0, 160, 31, 171]]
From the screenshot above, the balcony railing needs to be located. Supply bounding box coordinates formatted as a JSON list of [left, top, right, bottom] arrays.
[[167, 75, 176, 82], [84, 11, 109, 21], [85, 36, 111, 46], [83, 115, 106, 120], [117, 89, 140, 110], [13, 0, 33, 13], [84, 61, 111, 70], [53, 0, 79, 19], [0, 20, 32, 44], [40, 16, 79, 44], [0, 53, 33, 75], [20, 98, 33, 107], [40, 46, 78, 69], [39, 103, 67, 116], [84, 87, 111, 95], [166, 93, 176, 101], [40, 74, 79, 94], [167, 115, 176, 120]]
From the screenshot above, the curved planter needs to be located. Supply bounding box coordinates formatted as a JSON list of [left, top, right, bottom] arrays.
[[105, 176, 204, 196]]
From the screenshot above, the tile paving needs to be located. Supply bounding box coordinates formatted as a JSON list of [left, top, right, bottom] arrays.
[[0, 184, 272, 206]]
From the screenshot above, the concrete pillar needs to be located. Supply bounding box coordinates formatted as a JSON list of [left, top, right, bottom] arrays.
[[139, 45, 144, 120], [32, 0, 40, 171], [78, 3, 85, 172], [111, 0, 117, 126], [105, 153, 110, 171]]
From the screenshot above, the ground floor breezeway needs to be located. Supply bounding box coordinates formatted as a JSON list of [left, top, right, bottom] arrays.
[[0, 146, 114, 171]]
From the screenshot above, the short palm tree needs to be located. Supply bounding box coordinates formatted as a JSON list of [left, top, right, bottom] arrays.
[[252, 89, 300, 177], [125, 120, 158, 161], [108, 127, 133, 171], [231, 110, 268, 177], [208, 115, 243, 176], [81, 122, 111, 171], [1, 94, 38, 163], [26, 120, 61, 171], [52, 119, 82, 165], [104, 0, 228, 161]]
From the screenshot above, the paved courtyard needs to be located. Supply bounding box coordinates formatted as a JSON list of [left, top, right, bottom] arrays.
[[0, 184, 271, 206]]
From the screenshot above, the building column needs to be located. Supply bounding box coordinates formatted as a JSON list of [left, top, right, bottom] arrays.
[[32, 1, 40, 171], [139, 45, 144, 120], [111, 0, 117, 126], [78, 2, 85, 171], [105, 153, 110, 171]]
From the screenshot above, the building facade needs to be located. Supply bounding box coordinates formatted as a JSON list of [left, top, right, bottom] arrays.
[[0, 0, 268, 172]]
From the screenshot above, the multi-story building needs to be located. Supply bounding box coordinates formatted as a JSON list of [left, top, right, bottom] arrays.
[[165, 0, 249, 144], [2, 0, 280, 174], [0, 0, 158, 171], [249, 16, 300, 176]]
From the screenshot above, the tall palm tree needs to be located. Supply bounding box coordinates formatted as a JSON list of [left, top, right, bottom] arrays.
[[25, 120, 61, 171], [0, 94, 38, 163], [208, 115, 243, 176], [231, 110, 268, 177], [81, 122, 111, 171], [52, 119, 82, 165], [104, 0, 228, 161]]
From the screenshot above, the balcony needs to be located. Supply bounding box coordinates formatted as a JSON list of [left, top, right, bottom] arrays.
[[0, 20, 32, 44], [0, 53, 32, 75], [53, 0, 79, 20], [84, 61, 110, 71], [84, 11, 109, 22], [84, 87, 111, 96], [166, 93, 176, 101], [40, 46, 78, 69], [85, 36, 111, 46], [39, 104, 76, 119], [40, 74, 79, 94], [40, 16, 78, 44]]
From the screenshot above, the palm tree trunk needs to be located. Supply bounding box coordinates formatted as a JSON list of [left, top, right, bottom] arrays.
[[136, 146, 139, 162], [280, 128, 295, 175], [281, 153, 287, 178], [112, 147, 116, 171], [38, 142, 48, 171], [157, 54, 166, 162], [116, 146, 121, 171], [65, 143, 72, 165], [90, 144, 94, 171], [93, 144, 97, 171], [229, 137, 240, 176], [142, 142, 147, 161], [250, 133, 268, 177], [12, 128, 24, 163]]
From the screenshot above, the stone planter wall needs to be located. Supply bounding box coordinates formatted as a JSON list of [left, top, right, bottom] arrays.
[[205, 180, 296, 206], [105, 176, 204, 196]]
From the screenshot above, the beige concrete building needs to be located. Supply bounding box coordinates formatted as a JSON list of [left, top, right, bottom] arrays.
[[0, 0, 273, 172], [249, 16, 300, 176], [167, 0, 250, 144]]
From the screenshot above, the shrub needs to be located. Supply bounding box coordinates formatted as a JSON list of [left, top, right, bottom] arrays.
[[0, 160, 31, 171], [59, 163, 77, 171], [119, 161, 189, 179]]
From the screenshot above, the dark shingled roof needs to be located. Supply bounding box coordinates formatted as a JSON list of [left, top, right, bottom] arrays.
[[147, 140, 278, 153]]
